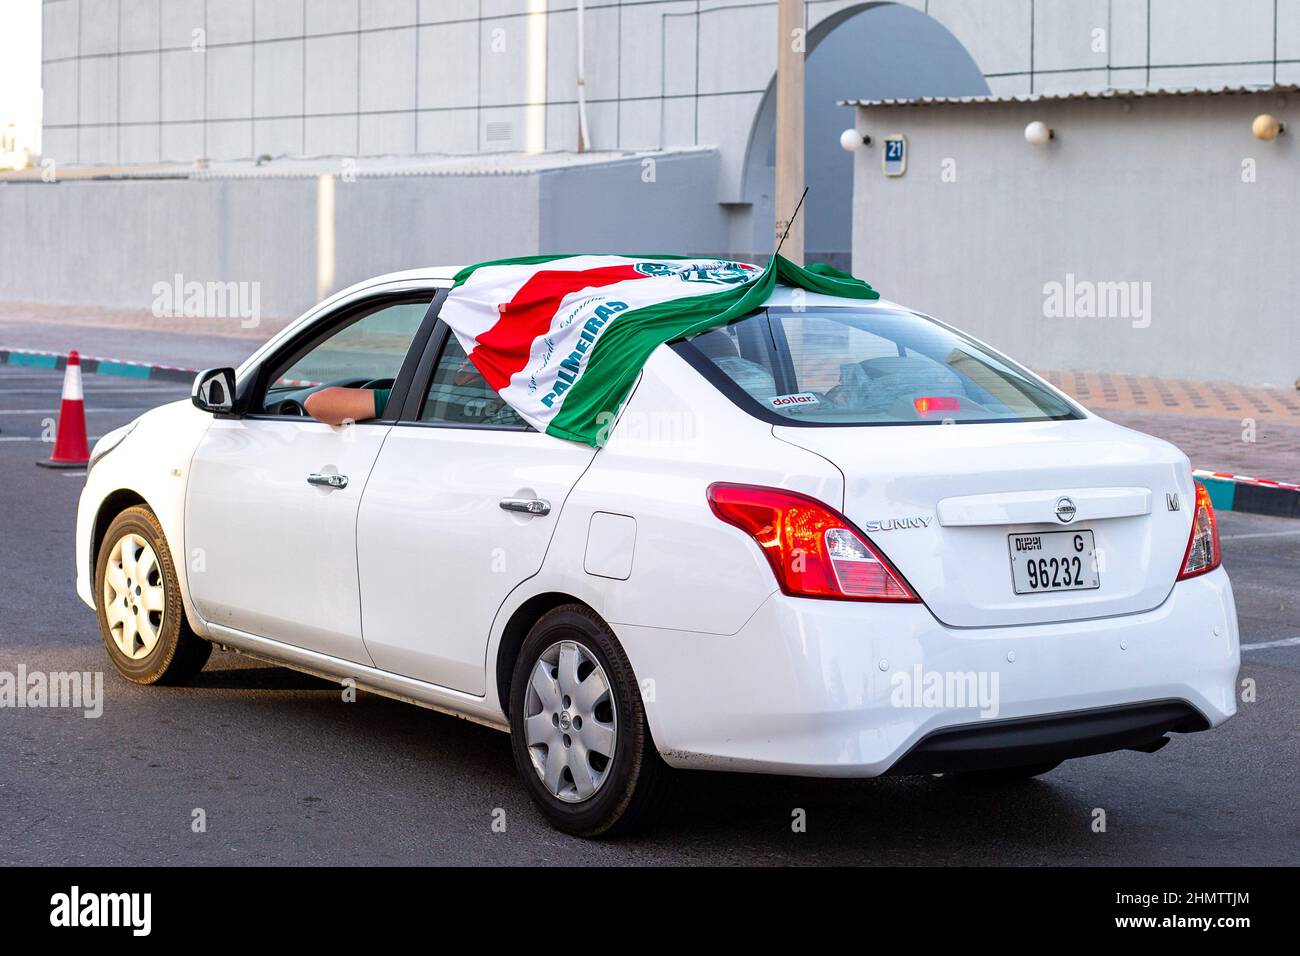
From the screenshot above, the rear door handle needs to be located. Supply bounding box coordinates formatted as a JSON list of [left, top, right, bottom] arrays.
[[499, 497, 551, 516], [307, 473, 348, 489]]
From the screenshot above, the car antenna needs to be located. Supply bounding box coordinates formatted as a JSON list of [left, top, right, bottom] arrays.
[[772, 186, 809, 262]]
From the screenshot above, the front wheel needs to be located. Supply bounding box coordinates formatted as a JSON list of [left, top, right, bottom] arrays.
[[508, 605, 672, 837], [95, 505, 211, 685]]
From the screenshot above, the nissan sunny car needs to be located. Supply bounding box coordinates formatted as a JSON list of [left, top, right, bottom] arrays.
[[76, 267, 1239, 836]]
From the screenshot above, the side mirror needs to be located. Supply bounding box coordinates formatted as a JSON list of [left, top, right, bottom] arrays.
[[191, 368, 237, 414]]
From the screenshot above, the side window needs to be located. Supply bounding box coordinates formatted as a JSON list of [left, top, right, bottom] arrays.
[[420, 332, 526, 429], [782, 316, 900, 392], [260, 299, 430, 415], [689, 325, 778, 401]]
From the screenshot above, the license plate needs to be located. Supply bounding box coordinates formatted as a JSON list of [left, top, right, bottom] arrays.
[[1008, 530, 1100, 594]]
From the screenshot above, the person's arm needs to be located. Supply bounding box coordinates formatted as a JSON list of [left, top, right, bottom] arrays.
[[304, 387, 389, 425]]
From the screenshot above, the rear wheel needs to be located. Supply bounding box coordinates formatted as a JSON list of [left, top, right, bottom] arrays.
[[95, 505, 211, 685], [508, 604, 672, 837]]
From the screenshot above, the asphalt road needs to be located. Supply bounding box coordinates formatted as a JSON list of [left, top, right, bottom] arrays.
[[1, 365, 1297, 865]]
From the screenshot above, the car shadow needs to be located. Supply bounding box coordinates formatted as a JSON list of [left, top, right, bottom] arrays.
[[650, 767, 1098, 862], [189, 665, 339, 692], [183, 657, 1145, 863]]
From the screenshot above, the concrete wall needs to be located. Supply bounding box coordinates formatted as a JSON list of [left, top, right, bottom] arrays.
[[538, 150, 730, 255], [42, 0, 1300, 206], [0, 149, 724, 318], [850, 90, 1298, 387], [25, 0, 1300, 364], [743, 2, 989, 268]]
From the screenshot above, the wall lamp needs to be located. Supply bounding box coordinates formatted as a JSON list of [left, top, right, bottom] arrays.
[[1252, 114, 1285, 140], [839, 129, 873, 151], [1024, 121, 1054, 145]]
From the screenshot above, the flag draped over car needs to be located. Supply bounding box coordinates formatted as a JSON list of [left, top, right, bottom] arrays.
[[440, 253, 880, 446]]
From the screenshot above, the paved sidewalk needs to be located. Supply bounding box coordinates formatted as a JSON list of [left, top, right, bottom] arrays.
[[1039, 369, 1300, 422], [0, 301, 289, 369], [0, 301, 293, 340], [1040, 369, 1300, 482]]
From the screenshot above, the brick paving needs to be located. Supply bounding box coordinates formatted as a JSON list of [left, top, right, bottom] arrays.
[[1095, 409, 1300, 482], [1041, 369, 1300, 482], [1039, 369, 1300, 423]]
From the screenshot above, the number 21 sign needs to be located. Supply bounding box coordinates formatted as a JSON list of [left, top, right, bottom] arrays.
[[881, 134, 907, 177]]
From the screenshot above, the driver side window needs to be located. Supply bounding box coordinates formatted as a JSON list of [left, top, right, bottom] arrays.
[[259, 298, 430, 415]]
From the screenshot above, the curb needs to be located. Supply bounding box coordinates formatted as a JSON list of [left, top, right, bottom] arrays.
[[1195, 469, 1300, 519], [0, 347, 198, 384]]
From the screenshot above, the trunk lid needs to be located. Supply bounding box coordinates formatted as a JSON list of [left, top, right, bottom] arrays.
[[775, 417, 1195, 627]]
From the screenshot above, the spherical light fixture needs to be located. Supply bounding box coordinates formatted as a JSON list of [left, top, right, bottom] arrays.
[[1252, 114, 1284, 141], [840, 128, 871, 152], [1024, 120, 1054, 146]]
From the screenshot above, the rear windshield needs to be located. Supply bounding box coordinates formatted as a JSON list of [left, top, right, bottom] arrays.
[[676, 307, 1078, 426]]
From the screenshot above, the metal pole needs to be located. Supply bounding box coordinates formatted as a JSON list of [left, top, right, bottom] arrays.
[[774, 0, 805, 264], [576, 0, 591, 152]]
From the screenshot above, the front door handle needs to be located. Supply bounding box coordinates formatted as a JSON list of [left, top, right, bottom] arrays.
[[499, 497, 550, 516], [307, 473, 348, 489]]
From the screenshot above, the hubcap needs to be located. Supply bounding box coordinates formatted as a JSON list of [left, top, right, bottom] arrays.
[[102, 532, 165, 660], [523, 640, 617, 803]]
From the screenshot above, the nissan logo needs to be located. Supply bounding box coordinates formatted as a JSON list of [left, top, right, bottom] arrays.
[[1055, 497, 1077, 523]]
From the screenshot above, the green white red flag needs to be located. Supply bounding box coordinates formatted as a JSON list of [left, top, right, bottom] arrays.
[[441, 254, 879, 446]]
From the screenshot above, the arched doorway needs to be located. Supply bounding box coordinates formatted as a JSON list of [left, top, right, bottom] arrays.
[[741, 2, 988, 267]]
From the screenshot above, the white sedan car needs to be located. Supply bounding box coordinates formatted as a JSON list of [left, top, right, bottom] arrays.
[[76, 267, 1239, 837]]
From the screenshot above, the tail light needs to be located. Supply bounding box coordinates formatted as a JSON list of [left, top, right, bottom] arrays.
[[1177, 480, 1221, 580], [706, 483, 918, 602]]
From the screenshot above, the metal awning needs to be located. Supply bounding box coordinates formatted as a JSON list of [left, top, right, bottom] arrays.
[[840, 83, 1300, 109]]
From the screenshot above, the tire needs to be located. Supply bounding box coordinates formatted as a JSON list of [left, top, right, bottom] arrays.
[[950, 761, 1062, 783], [508, 604, 672, 838], [95, 505, 211, 686]]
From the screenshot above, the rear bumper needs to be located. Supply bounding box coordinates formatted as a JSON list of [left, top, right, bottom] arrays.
[[616, 567, 1239, 776], [887, 700, 1208, 774]]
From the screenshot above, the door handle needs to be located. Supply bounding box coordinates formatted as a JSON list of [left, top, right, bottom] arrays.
[[499, 497, 551, 516], [307, 473, 348, 489]]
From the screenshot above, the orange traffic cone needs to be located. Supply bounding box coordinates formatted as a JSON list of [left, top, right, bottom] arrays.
[[37, 349, 91, 469]]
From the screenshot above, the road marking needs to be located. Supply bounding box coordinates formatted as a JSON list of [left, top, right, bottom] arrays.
[[1221, 529, 1300, 541], [1241, 637, 1300, 651]]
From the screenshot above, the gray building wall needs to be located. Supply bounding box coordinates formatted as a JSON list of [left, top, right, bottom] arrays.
[[0, 150, 723, 317], [41, 0, 1300, 203], [21, 1, 1300, 336], [849, 90, 1298, 387]]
